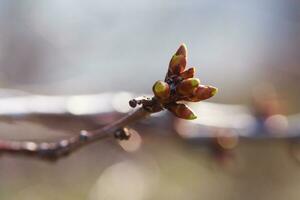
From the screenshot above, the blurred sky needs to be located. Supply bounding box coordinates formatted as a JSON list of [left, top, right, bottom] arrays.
[[0, 0, 299, 110]]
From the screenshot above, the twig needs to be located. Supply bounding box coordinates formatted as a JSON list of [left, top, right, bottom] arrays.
[[0, 105, 154, 161], [0, 44, 218, 160]]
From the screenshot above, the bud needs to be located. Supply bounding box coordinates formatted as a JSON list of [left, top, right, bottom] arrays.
[[175, 43, 187, 57], [180, 67, 195, 79], [186, 85, 218, 102], [152, 81, 170, 100], [176, 78, 200, 96], [168, 103, 197, 120], [168, 55, 186, 75]]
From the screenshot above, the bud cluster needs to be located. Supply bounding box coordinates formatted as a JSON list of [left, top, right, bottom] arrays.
[[152, 44, 218, 120]]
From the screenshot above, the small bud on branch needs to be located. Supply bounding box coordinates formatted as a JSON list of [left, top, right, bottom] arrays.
[[167, 103, 197, 120], [152, 43, 217, 119]]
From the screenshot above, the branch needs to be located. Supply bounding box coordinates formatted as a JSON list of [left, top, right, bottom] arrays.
[[0, 44, 218, 161], [0, 106, 152, 161]]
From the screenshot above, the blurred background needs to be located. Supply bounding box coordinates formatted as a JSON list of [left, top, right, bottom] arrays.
[[0, 0, 300, 199]]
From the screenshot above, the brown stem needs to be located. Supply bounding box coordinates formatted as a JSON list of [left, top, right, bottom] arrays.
[[0, 107, 151, 161]]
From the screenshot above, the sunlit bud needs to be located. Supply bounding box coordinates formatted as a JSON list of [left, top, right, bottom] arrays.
[[186, 85, 218, 102], [180, 67, 195, 79], [168, 55, 186, 75], [152, 81, 170, 100], [168, 103, 197, 120], [176, 78, 200, 96], [175, 43, 188, 57]]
